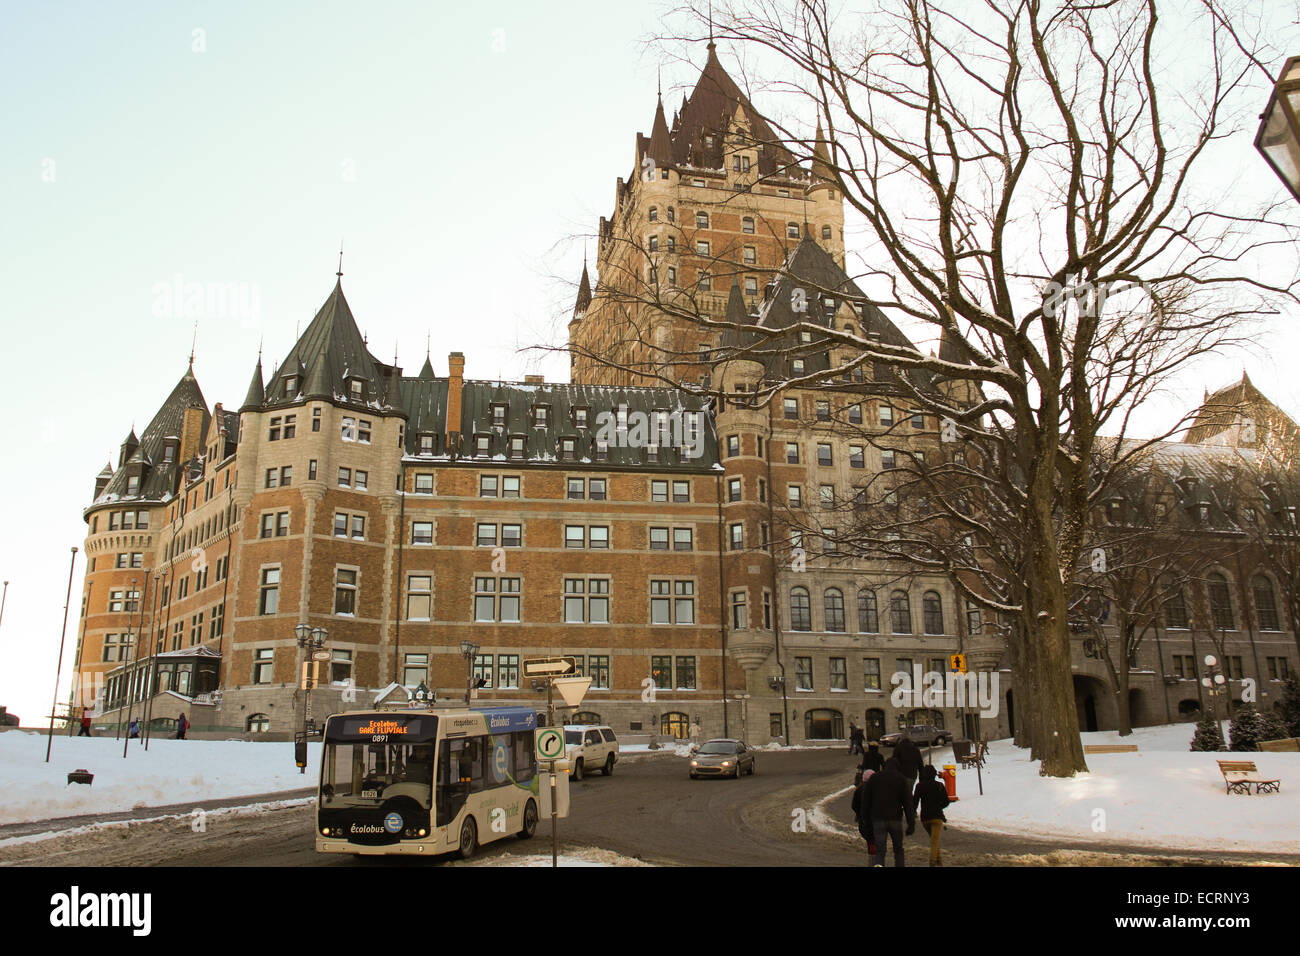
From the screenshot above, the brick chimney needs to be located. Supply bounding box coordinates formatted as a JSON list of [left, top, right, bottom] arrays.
[[446, 352, 465, 452]]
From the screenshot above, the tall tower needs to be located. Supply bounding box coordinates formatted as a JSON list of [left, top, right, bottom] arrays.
[[569, 41, 845, 389]]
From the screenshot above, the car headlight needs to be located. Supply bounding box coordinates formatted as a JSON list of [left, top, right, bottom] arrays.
[[722, 761, 732, 767], [690, 760, 698, 766]]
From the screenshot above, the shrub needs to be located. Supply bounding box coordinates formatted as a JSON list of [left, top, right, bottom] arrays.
[[1190, 715, 1224, 752], [1275, 674, 1300, 737], [1228, 705, 1271, 752]]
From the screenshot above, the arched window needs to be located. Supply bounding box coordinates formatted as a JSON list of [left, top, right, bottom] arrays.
[[890, 590, 912, 634], [247, 713, 270, 733], [857, 589, 878, 633], [790, 587, 811, 631], [1164, 586, 1190, 629], [696, 210, 709, 228], [571, 711, 601, 725], [824, 588, 845, 632], [1207, 572, 1234, 631], [660, 712, 690, 739], [1253, 575, 1280, 631], [922, 591, 944, 634], [804, 708, 844, 741], [648, 206, 658, 221]]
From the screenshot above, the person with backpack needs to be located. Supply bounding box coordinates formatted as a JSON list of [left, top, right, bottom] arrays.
[[852, 756, 916, 866], [892, 733, 924, 785], [176, 712, 189, 740], [913, 764, 951, 866]]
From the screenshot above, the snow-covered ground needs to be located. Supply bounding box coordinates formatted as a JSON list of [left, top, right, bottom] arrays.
[[453, 848, 649, 867], [0, 730, 322, 825], [818, 723, 1300, 854]]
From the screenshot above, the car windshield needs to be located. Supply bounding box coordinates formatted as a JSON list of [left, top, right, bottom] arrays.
[[321, 741, 434, 809], [699, 741, 738, 754]]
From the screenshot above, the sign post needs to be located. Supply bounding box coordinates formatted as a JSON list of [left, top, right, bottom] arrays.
[[535, 726, 567, 868]]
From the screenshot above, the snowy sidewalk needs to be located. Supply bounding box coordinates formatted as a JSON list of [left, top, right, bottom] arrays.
[[931, 725, 1299, 854], [0, 731, 323, 825]]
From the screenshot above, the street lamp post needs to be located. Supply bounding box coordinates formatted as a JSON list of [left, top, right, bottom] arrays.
[[1256, 57, 1300, 202], [1201, 654, 1229, 750], [460, 640, 480, 706], [296, 624, 328, 774]]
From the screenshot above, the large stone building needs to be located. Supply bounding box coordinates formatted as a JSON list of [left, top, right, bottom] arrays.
[[72, 43, 1299, 744]]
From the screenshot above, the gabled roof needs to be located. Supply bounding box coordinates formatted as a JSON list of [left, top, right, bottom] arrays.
[[92, 365, 210, 507]]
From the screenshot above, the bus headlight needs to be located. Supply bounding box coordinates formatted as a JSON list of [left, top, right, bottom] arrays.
[[418, 829, 427, 837], [321, 827, 330, 836]]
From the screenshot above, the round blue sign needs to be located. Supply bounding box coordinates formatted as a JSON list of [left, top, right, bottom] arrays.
[[384, 812, 403, 833], [492, 739, 509, 783]]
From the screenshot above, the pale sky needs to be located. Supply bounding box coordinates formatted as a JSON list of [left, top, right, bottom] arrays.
[[2, 1, 1299, 725]]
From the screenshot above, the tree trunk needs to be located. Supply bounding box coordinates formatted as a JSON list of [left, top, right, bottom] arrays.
[[1026, 539, 1089, 776]]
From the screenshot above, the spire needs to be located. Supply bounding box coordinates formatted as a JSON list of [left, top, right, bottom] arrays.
[[725, 280, 747, 323], [574, 260, 593, 316], [647, 92, 672, 168], [189, 319, 198, 370], [241, 353, 265, 411], [812, 121, 834, 183], [337, 241, 344, 279]]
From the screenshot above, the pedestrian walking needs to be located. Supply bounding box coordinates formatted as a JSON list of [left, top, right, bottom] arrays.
[[77, 708, 93, 737], [847, 721, 859, 755], [913, 764, 951, 866], [128, 718, 140, 739], [176, 712, 189, 740], [860, 740, 885, 773], [852, 756, 916, 867], [893, 733, 923, 785]]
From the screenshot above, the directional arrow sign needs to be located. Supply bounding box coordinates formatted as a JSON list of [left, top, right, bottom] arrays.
[[536, 727, 566, 761], [524, 657, 577, 678]]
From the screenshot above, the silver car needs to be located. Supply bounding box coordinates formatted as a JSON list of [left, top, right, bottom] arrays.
[[688, 739, 756, 779]]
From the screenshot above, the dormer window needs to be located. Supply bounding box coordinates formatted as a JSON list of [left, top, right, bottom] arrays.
[[475, 435, 491, 457], [419, 434, 435, 456], [126, 476, 140, 495], [532, 405, 550, 428], [572, 407, 589, 428], [163, 442, 177, 462], [284, 375, 298, 395], [559, 437, 576, 460], [509, 436, 525, 458], [704, 135, 714, 148], [349, 379, 363, 402], [491, 404, 508, 428], [800, 330, 812, 344]]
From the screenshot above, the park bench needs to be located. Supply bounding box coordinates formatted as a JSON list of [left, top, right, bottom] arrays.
[[959, 740, 988, 769], [1257, 738, 1300, 753], [1083, 744, 1139, 754], [1217, 760, 1281, 795]]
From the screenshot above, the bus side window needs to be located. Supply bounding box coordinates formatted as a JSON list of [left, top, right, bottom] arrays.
[[469, 736, 488, 793], [513, 730, 535, 782]]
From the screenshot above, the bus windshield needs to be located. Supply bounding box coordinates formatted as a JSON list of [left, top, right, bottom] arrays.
[[321, 715, 437, 810]]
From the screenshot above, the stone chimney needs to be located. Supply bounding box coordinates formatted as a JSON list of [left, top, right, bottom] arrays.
[[180, 405, 206, 465], [446, 352, 465, 452]]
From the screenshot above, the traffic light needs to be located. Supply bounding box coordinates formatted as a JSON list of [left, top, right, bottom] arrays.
[[949, 653, 967, 674]]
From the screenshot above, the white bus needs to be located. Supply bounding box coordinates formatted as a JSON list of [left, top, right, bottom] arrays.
[[316, 705, 541, 859]]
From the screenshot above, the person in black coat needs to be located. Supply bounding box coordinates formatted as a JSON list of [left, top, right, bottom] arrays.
[[851, 756, 915, 866], [860, 741, 885, 773], [913, 764, 951, 866], [892, 734, 924, 784]]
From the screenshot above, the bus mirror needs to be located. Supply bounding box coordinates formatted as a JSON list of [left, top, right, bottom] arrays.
[[295, 739, 308, 768]]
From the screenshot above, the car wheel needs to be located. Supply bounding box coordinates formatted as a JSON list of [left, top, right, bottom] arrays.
[[748, 760, 756, 776], [573, 758, 584, 781], [458, 817, 478, 860], [518, 800, 538, 840], [734, 764, 742, 779], [603, 754, 614, 776], [689, 772, 698, 779]]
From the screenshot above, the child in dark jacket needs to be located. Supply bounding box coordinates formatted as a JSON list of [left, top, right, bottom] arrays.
[[913, 764, 950, 866]]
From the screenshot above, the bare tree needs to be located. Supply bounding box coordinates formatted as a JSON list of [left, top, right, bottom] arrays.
[[557, 0, 1298, 775]]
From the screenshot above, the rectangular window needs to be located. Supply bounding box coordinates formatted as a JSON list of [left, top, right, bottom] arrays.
[[358, 420, 371, 443], [334, 513, 348, 537], [253, 648, 274, 684], [334, 568, 357, 615], [651, 480, 669, 502], [589, 526, 609, 549], [478, 475, 497, 497], [308, 459, 318, 480], [501, 524, 521, 548], [473, 654, 494, 689], [259, 568, 280, 615], [277, 512, 289, 537], [355, 470, 367, 491], [261, 513, 274, 538], [650, 527, 669, 551], [407, 575, 432, 620], [880, 405, 894, 427], [728, 477, 742, 502], [589, 655, 610, 689], [673, 527, 693, 551], [331, 649, 353, 684], [795, 657, 813, 690], [731, 590, 748, 629], [567, 478, 585, 500], [502, 476, 520, 498], [565, 525, 585, 549], [729, 523, 743, 550], [338, 467, 351, 488], [849, 404, 862, 424], [497, 655, 519, 690], [675, 656, 697, 690], [279, 465, 292, 487], [650, 656, 672, 692], [341, 417, 356, 441], [403, 653, 428, 689], [265, 468, 278, 489], [416, 473, 435, 494], [477, 523, 498, 547], [412, 521, 433, 545], [672, 480, 690, 502], [863, 658, 881, 691], [786, 443, 800, 464], [849, 446, 865, 468], [829, 658, 847, 691], [817, 443, 832, 466], [351, 515, 365, 539], [312, 407, 322, 432]]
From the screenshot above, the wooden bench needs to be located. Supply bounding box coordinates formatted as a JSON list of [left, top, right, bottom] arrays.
[[959, 741, 988, 769], [1258, 738, 1300, 753], [1083, 744, 1139, 754], [1217, 760, 1281, 795]]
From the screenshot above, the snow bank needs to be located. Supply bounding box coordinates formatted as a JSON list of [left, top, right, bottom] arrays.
[[0, 731, 320, 825], [457, 847, 649, 867], [940, 724, 1300, 853]]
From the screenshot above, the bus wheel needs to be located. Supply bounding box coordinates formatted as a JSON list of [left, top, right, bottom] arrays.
[[458, 817, 478, 860], [518, 800, 538, 840]]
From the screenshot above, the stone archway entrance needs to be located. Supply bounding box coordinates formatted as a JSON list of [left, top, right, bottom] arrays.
[[1072, 675, 1112, 732]]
